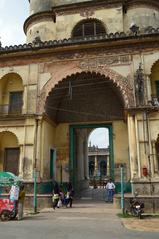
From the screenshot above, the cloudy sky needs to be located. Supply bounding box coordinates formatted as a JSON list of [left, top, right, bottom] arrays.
[[0, 0, 29, 46], [89, 128, 109, 148], [0, 1, 109, 148]]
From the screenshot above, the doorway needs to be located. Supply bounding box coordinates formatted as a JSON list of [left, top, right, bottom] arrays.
[[50, 149, 56, 180], [69, 124, 114, 192]]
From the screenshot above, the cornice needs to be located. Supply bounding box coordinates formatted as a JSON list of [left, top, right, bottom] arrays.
[[1, 30, 159, 59]]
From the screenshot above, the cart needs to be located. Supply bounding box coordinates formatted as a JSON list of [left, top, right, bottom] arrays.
[[0, 172, 22, 221]]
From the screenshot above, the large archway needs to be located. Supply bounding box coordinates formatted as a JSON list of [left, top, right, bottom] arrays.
[[45, 71, 125, 123], [43, 71, 129, 193], [38, 64, 134, 114]]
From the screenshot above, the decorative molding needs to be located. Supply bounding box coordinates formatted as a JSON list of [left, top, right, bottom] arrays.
[[78, 55, 132, 68], [37, 63, 134, 113], [80, 9, 95, 18], [1, 30, 159, 55]]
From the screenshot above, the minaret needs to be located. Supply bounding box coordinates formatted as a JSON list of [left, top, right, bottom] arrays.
[[25, 0, 93, 43]]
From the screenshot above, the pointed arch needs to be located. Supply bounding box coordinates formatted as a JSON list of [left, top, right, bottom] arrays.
[[38, 64, 134, 114], [150, 59, 159, 98]]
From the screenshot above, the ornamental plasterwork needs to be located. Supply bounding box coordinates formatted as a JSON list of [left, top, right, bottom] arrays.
[[80, 9, 95, 18], [38, 61, 134, 113], [78, 55, 131, 68], [56, 4, 120, 16]]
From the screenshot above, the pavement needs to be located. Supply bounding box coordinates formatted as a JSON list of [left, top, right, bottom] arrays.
[[0, 201, 159, 239], [33, 204, 159, 233]]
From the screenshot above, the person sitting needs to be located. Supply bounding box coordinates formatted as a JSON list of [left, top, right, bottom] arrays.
[[52, 181, 60, 210]]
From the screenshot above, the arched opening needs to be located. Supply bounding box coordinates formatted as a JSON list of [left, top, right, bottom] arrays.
[[44, 71, 129, 195], [88, 128, 109, 182], [0, 131, 19, 175], [45, 72, 125, 123], [0, 73, 24, 115], [150, 61, 159, 104], [72, 19, 106, 38]]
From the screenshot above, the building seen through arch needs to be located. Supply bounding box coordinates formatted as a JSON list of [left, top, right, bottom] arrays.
[[0, 0, 159, 205]]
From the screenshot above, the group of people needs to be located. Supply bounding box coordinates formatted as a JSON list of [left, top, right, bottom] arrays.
[[52, 181, 74, 210]]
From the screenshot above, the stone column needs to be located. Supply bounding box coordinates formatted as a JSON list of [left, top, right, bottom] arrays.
[[127, 114, 139, 179], [107, 155, 110, 176], [83, 138, 89, 179], [94, 154, 98, 177], [145, 74, 152, 104], [152, 141, 158, 175], [19, 145, 24, 177], [35, 118, 42, 179], [77, 131, 84, 181], [22, 86, 28, 114]]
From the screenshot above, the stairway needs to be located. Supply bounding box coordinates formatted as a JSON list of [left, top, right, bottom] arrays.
[[79, 187, 106, 201]]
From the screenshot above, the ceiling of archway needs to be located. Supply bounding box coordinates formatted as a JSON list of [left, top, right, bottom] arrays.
[[45, 72, 124, 123]]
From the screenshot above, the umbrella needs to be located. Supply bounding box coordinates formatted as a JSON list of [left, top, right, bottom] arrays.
[[0, 172, 22, 186]]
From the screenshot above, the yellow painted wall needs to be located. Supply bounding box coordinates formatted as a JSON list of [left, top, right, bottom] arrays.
[[0, 73, 23, 105], [41, 120, 70, 181], [124, 7, 159, 32], [26, 7, 123, 42], [41, 119, 56, 179], [113, 120, 129, 179], [54, 124, 69, 182], [0, 132, 18, 171]]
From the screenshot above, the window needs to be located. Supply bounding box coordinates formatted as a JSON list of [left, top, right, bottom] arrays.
[[9, 91, 23, 114], [4, 148, 20, 176], [72, 19, 106, 38]]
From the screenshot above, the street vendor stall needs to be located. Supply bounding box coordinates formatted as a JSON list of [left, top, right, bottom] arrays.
[[0, 172, 22, 221]]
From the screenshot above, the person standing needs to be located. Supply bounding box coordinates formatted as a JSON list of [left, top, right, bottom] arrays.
[[52, 181, 60, 209], [18, 185, 25, 220], [105, 179, 115, 203], [67, 182, 74, 208], [9, 184, 20, 217]]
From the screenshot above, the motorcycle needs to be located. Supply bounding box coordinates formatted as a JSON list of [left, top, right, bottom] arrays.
[[129, 197, 144, 219]]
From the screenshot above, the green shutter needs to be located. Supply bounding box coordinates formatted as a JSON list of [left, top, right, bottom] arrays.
[[156, 81, 159, 97]]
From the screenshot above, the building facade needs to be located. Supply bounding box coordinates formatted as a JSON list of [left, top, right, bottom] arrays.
[[0, 0, 159, 195], [88, 146, 109, 179]]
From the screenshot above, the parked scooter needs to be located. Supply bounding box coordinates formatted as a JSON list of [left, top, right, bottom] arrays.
[[129, 197, 144, 219]]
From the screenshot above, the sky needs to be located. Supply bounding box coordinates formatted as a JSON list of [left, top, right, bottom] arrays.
[[0, 1, 109, 148], [0, 0, 29, 47], [88, 128, 109, 148]]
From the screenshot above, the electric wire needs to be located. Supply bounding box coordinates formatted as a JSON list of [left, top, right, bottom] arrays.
[[46, 105, 124, 119]]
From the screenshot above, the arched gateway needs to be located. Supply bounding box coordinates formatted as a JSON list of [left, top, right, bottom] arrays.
[[39, 66, 132, 193], [38, 65, 134, 114]]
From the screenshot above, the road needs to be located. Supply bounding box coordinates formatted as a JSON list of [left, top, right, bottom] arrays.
[[0, 201, 158, 239]]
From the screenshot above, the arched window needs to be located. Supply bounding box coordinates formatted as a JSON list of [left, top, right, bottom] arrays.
[[72, 19, 106, 38]]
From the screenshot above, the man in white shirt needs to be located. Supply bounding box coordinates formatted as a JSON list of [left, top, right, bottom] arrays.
[[105, 179, 115, 203]]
